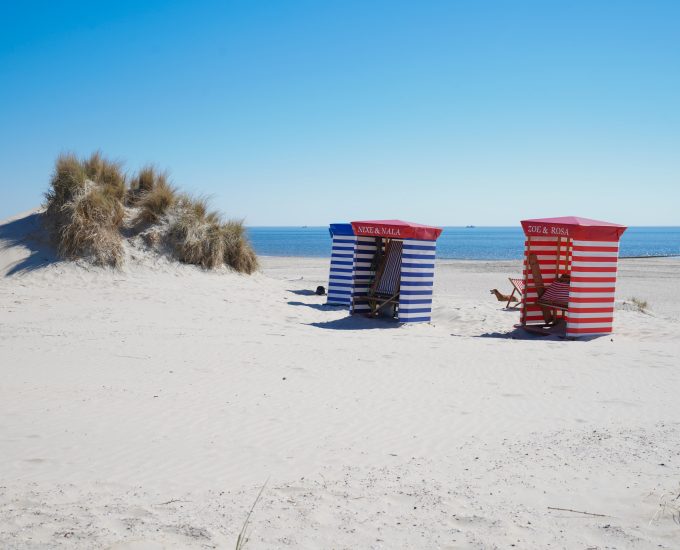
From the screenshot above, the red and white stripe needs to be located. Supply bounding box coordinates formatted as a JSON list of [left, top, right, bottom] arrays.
[[538, 281, 570, 306], [565, 240, 619, 337], [509, 278, 525, 293]]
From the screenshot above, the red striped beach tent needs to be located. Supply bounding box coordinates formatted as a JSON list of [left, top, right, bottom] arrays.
[[519, 216, 627, 338], [327, 223, 357, 306], [349, 220, 443, 323]]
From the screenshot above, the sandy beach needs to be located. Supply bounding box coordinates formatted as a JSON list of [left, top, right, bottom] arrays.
[[1, 210, 679, 549]]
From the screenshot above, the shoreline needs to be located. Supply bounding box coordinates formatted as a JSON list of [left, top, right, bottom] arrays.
[[257, 253, 680, 261]]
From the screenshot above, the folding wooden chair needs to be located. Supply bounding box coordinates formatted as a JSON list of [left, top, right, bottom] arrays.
[[507, 277, 525, 308], [527, 253, 570, 323], [537, 277, 570, 310]]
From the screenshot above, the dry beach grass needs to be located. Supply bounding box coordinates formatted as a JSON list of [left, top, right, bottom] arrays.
[[43, 152, 258, 273], [129, 167, 177, 223], [44, 152, 126, 267]]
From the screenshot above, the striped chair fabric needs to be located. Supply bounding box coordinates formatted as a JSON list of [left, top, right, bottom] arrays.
[[538, 281, 570, 308], [374, 240, 403, 295], [509, 278, 525, 293]]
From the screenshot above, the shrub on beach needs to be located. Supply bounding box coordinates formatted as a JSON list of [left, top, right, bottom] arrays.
[[44, 152, 125, 267]]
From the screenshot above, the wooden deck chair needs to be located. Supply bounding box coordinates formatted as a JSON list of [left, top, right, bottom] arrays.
[[527, 253, 570, 323], [359, 239, 404, 317], [536, 276, 570, 310], [507, 277, 524, 308]]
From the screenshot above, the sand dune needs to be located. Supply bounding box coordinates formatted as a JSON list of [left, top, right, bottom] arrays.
[[1, 211, 679, 548]]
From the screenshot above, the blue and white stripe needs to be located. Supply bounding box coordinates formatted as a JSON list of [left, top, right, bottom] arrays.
[[327, 235, 357, 306], [350, 236, 378, 314], [398, 239, 436, 323]]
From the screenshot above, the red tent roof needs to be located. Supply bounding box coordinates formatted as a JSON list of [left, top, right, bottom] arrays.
[[351, 219, 443, 241], [521, 216, 627, 241]]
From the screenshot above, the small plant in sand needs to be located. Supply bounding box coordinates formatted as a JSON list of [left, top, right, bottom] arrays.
[[630, 297, 648, 312], [235, 480, 268, 550], [651, 484, 680, 526], [44, 152, 126, 267]]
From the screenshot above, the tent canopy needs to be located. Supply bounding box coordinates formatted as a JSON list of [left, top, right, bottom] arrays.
[[329, 223, 354, 237], [521, 216, 627, 241], [350, 219, 443, 241]]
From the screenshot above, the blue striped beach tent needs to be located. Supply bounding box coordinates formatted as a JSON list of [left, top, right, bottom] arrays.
[[349, 219, 443, 323], [326, 223, 357, 306]]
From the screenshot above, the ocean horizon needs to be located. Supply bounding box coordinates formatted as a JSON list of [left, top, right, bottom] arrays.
[[247, 226, 680, 260]]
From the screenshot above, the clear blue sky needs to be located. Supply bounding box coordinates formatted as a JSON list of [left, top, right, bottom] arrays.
[[1, 0, 678, 225]]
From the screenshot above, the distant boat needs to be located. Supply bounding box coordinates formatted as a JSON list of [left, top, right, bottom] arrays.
[[465, 225, 475, 228], [302, 225, 308, 228]]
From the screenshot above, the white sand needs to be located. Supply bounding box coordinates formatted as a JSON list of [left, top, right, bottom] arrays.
[[1, 210, 679, 549]]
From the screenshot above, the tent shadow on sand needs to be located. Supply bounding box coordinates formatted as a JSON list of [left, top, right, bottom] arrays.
[[308, 314, 400, 331], [476, 322, 601, 341], [287, 289, 318, 296], [0, 212, 60, 277], [287, 300, 339, 312], [476, 326, 549, 340]]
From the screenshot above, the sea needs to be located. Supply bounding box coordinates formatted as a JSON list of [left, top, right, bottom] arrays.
[[246, 226, 680, 260]]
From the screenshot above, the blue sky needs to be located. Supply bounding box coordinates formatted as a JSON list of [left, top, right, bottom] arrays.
[[1, 0, 678, 225]]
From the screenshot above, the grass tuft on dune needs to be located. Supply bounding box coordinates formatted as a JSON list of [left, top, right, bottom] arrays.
[[167, 195, 258, 272], [44, 152, 126, 267], [169, 195, 226, 269], [132, 171, 177, 225], [223, 220, 259, 274]]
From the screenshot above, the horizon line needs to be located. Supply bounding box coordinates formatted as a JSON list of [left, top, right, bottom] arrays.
[[245, 224, 680, 228]]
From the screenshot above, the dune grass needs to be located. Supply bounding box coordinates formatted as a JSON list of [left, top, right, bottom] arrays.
[[127, 165, 175, 214], [129, 165, 158, 196], [44, 152, 126, 267], [44, 153, 86, 210], [43, 152, 258, 273], [82, 151, 126, 202], [168, 196, 258, 273], [133, 173, 178, 225], [223, 220, 259, 274], [168, 196, 225, 269]]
